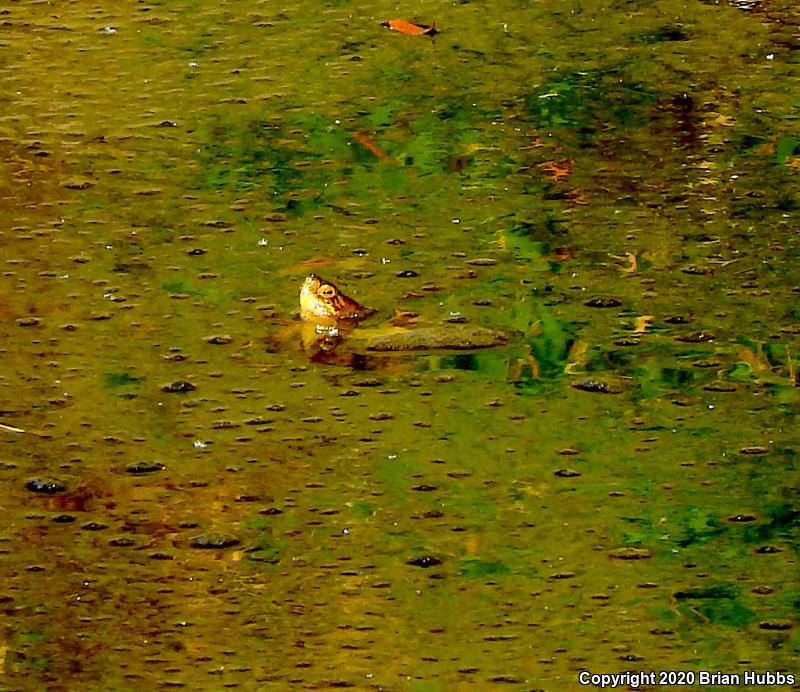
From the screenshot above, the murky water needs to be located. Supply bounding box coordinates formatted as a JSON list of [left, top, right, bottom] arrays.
[[1, 0, 798, 689]]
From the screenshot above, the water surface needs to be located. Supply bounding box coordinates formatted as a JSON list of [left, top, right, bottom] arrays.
[[1, 0, 798, 689]]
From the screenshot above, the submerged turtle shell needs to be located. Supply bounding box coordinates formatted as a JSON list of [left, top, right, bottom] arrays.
[[363, 325, 508, 351]]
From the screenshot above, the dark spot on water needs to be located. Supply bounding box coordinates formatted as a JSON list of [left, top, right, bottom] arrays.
[[16, 316, 41, 327], [190, 533, 240, 549], [422, 510, 444, 518], [81, 522, 108, 531], [259, 507, 283, 515], [754, 545, 781, 554], [727, 514, 757, 522], [554, 469, 581, 478], [488, 675, 522, 684], [681, 265, 712, 275], [161, 380, 197, 393], [51, 514, 76, 523], [412, 484, 437, 492], [187, 248, 207, 255], [149, 552, 174, 560], [126, 461, 165, 474], [369, 412, 393, 421], [632, 25, 690, 43], [608, 547, 651, 560], [351, 378, 382, 387], [692, 359, 720, 368], [703, 382, 737, 392], [395, 270, 419, 278], [572, 378, 619, 394], [407, 556, 442, 568], [63, 179, 93, 190], [739, 446, 769, 455], [205, 334, 233, 345], [664, 315, 691, 324], [584, 297, 621, 308], [244, 417, 271, 425], [676, 331, 715, 343], [25, 478, 66, 494], [752, 586, 774, 595], [109, 537, 136, 547], [758, 620, 793, 631]]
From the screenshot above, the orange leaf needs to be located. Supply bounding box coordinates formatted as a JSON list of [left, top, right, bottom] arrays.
[[351, 132, 389, 161], [634, 315, 654, 334], [538, 158, 573, 182], [737, 346, 771, 373], [381, 19, 438, 36]]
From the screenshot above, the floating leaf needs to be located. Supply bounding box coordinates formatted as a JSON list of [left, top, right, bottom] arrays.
[[351, 132, 389, 161], [381, 19, 438, 36]]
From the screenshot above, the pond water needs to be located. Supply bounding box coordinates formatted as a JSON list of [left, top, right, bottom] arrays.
[[1, 0, 798, 689]]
